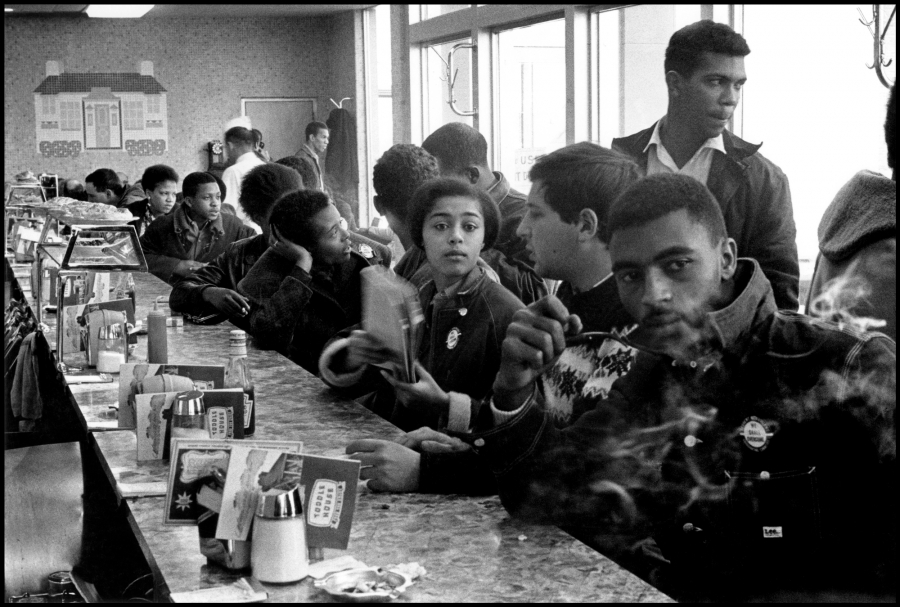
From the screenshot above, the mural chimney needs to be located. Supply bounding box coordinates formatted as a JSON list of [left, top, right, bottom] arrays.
[[140, 61, 153, 77], [46, 61, 61, 77]]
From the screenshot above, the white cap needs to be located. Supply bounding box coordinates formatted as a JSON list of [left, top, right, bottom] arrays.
[[225, 116, 252, 132]]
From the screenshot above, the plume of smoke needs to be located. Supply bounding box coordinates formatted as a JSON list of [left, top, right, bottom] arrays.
[[809, 269, 887, 333]]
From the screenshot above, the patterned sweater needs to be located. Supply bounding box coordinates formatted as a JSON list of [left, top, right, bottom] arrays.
[[540, 276, 637, 427]]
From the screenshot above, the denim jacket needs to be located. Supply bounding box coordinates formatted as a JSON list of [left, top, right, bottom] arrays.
[[460, 259, 895, 600]]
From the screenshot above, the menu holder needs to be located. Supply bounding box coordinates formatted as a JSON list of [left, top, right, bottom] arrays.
[[360, 266, 424, 383], [165, 439, 303, 525], [119, 364, 226, 428], [135, 389, 244, 462]]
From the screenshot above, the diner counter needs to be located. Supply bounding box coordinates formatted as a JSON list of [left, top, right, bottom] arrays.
[[56, 271, 673, 602]]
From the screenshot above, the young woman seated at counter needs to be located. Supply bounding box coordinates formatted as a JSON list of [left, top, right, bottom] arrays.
[[140, 172, 255, 285], [236, 189, 371, 374], [320, 178, 524, 433]]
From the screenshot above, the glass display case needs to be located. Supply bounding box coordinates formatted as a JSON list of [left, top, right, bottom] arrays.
[[35, 220, 146, 371]]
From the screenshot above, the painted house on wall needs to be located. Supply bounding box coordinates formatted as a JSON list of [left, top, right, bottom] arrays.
[[33, 61, 169, 159]]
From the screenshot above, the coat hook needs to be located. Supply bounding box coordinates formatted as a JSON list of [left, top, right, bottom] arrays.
[[329, 97, 352, 109]]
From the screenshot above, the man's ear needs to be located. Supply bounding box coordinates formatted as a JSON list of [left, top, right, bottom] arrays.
[[576, 208, 600, 242], [664, 70, 682, 98], [144, 188, 153, 199], [463, 166, 481, 185], [720, 237, 738, 281]]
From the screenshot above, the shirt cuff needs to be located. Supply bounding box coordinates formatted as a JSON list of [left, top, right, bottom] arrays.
[[446, 392, 471, 433], [318, 338, 367, 388], [490, 385, 536, 426]]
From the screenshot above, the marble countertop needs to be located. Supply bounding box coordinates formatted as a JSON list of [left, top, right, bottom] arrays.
[[69, 272, 672, 603]]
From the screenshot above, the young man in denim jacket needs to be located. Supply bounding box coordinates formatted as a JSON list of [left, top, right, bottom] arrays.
[[463, 173, 895, 601]]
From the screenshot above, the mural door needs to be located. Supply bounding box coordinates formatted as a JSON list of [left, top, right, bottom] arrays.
[[96, 105, 110, 148], [242, 98, 316, 163]]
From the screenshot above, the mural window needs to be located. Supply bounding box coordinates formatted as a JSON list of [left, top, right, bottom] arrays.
[[124, 100, 144, 130], [41, 95, 56, 116], [147, 94, 161, 114], [59, 101, 82, 131]]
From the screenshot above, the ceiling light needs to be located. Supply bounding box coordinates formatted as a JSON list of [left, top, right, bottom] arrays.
[[5, 8, 14, 12], [85, 5, 154, 19]]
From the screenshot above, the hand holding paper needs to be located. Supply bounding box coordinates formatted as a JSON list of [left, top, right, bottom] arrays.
[[380, 362, 449, 417]]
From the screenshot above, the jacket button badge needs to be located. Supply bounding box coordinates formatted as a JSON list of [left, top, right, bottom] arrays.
[[459, 308, 467, 316], [446, 327, 461, 349], [474, 438, 485, 447], [358, 244, 374, 258], [683, 435, 699, 448]]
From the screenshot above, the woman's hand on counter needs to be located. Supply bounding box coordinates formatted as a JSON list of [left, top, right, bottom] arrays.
[[202, 287, 250, 316], [397, 426, 470, 454], [346, 439, 420, 492]]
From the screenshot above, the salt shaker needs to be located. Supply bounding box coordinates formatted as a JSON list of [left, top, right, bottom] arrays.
[[251, 485, 308, 583]]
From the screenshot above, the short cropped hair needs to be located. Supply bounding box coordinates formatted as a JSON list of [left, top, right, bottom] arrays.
[[607, 174, 727, 246], [225, 126, 254, 146], [305, 121, 329, 140], [408, 178, 500, 250], [372, 144, 440, 222], [251, 128, 263, 146], [665, 19, 750, 78], [529, 143, 641, 239], [239, 163, 303, 223], [62, 179, 87, 201], [268, 189, 332, 250], [181, 172, 218, 199], [275, 155, 319, 191], [85, 168, 125, 197], [886, 84, 896, 170], [141, 164, 179, 193], [421, 122, 489, 173]]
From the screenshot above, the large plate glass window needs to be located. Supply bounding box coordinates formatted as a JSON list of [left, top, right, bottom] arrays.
[[497, 19, 566, 194]]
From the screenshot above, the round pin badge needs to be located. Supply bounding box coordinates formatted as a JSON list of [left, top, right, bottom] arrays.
[[739, 416, 773, 452], [446, 327, 461, 349], [358, 244, 374, 259]]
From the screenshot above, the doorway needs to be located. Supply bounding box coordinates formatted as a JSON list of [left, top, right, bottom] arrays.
[[241, 98, 318, 163]]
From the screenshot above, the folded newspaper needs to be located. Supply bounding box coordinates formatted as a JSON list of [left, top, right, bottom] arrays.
[[360, 266, 424, 383]]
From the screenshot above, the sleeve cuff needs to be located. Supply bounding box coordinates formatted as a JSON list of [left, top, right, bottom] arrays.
[[446, 392, 471, 432], [490, 385, 536, 426], [318, 338, 368, 388]]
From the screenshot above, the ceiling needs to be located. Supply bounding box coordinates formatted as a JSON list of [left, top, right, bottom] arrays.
[[4, 5, 377, 18]]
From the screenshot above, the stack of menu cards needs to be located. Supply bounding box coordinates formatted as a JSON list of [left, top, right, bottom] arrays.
[[361, 266, 424, 383]]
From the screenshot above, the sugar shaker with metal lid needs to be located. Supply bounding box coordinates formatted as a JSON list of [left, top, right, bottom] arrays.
[[251, 485, 308, 583], [170, 390, 208, 442]]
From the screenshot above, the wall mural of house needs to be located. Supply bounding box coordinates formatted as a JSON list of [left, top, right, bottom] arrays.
[[33, 60, 169, 158]]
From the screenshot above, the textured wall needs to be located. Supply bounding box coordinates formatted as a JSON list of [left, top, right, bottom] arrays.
[[4, 14, 355, 185]]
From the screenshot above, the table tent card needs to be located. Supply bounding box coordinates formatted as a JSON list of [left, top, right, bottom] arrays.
[[118, 363, 226, 428], [215, 451, 361, 549], [135, 389, 244, 461], [165, 439, 302, 525]]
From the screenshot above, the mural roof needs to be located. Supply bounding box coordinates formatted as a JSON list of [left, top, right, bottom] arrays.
[[35, 73, 166, 95]]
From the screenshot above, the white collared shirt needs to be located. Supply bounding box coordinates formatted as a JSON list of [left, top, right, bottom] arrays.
[[222, 151, 266, 234], [644, 118, 726, 185]]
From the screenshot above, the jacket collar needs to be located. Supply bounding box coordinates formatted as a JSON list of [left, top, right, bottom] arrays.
[[616, 120, 762, 166], [707, 258, 776, 351], [486, 171, 511, 206], [173, 203, 224, 236], [419, 264, 487, 310]]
